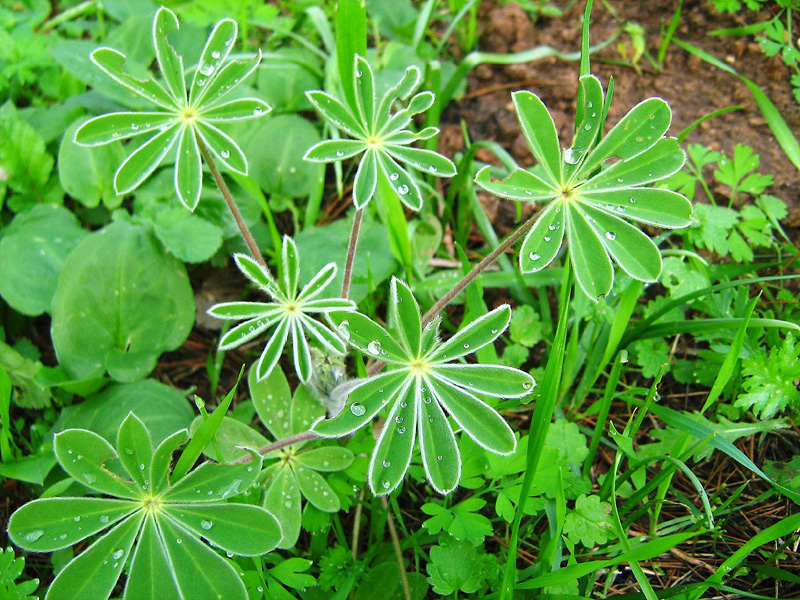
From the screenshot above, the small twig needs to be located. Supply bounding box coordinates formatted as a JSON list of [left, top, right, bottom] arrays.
[[352, 487, 365, 560], [382, 496, 412, 600], [196, 133, 267, 268], [230, 431, 319, 464], [342, 208, 364, 298], [420, 212, 539, 324]]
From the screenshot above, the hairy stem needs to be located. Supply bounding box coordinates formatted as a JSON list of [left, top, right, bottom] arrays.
[[230, 430, 319, 464], [341, 208, 364, 298], [197, 133, 267, 268], [382, 496, 412, 600]]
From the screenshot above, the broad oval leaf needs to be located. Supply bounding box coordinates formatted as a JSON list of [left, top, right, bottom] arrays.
[[294, 464, 340, 512], [50, 220, 194, 382], [294, 446, 353, 472]]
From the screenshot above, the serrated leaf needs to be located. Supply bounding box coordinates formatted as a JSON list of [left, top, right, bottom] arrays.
[[563, 494, 612, 547]]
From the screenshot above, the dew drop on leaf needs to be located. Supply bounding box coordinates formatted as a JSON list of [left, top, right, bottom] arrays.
[[605, 231, 616, 241], [201, 520, 213, 530], [389, 173, 399, 181], [176, 538, 182, 544], [84, 473, 97, 484], [24, 530, 44, 543], [397, 184, 409, 195], [100, 515, 110, 524], [350, 403, 366, 417], [529, 252, 541, 261], [367, 340, 381, 354], [382, 480, 391, 489], [544, 236, 551, 242], [395, 416, 403, 424], [382, 460, 391, 468], [523, 381, 533, 390], [336, 150, 344, 157], [211, 50, 221, 59], [131, 124, 139, 131], [220, 150, 230, 159], [112, 549, 124, 560]]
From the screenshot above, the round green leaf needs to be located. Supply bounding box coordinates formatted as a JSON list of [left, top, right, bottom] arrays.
[[153, 207, 223, 263], [0, 205, 87, 316], [50, 220, 194, 382]]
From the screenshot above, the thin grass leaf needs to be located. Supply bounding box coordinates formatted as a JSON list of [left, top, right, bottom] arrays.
[[208, 302, 279, 320], [354, 55, 376, 131]]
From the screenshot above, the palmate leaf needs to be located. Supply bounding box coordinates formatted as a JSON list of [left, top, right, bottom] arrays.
[[8, 413, 280, 600], [476, 75, 692, 299], [209, 237, 356, 382], [315, 278, 533, 495], [73, 7, 270, 211], [304, 55, 455, 211]]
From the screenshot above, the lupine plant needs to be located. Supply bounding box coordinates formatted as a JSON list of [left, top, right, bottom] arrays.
[[7, 414, 281, 600], [16, 3, 778, 600], [208, 236, 356, 382], [476, 75, 693, 299], [316, 278, 535, 495], [73, 6, 269, 211]]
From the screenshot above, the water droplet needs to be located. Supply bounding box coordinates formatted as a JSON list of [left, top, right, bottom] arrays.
[[616, 206, 626, 213], [584, 123, 592, 131], [199, 64, 215, 77], [529, 252, 541, 261], [564, 147, 581, 164], [390, 173, 400, 181], [220, 150, 230, 159], [100, 515, 110, 524], [429, 165, 438, 172], [350, 403, 366, 416], [112, 549, 124, 560], [131, 124, 139, 131], [616, 177, 623, 183], [629, 197, 636, 203], [73, 516, 81, 522], [84, 473, 97, 484], [355, 70, 362, 77], [211, 50, 221, 59], [24, 530, 44, 542], [395, 416, 403, 424], [201, 520, 213, 530], [382, 480, 391, 489], [424, 397, 432, 404], [437, 455, 443, 461], [555, 207, 562, 213], [367, 340, 382, 354], [254, 107, 264, 115], [397, 426, 406, 434], [382, 460, 391, 468], [176, 538, 182, 544], [525, 189, 532, 196], [463, 343, 470, 349], [397, 184, 409, 195], [337, 320, 351, 340], [523, 380, 533, 390], [544, 235, 551, 242], [336, 150, 344, 157], [197, 79, 206, 87], [139, 463, 145, 470], [491, 328, 498, 334], [606, 231, 616, 241], [400, 401, 407, 408], [588, 101, 594, 108]]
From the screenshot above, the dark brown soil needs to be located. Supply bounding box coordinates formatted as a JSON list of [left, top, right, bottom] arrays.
[[441, 0, 800, 236]]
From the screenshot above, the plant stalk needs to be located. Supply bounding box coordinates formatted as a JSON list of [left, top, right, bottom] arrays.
[[197, 134, 267, 268], [230, 431, 319, 464], [341, 208, 364, 298], [382, 496, 412, 600]]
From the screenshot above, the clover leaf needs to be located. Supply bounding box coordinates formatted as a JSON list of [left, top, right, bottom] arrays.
[[314, 277, 535, 496], [476, 75, 693, 299], [73, 7, 270, 211], [208, 236, 357, 383], [7, 413, 281, 600], [250, 367, 354, 548], [304, 55, 456, 210]]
